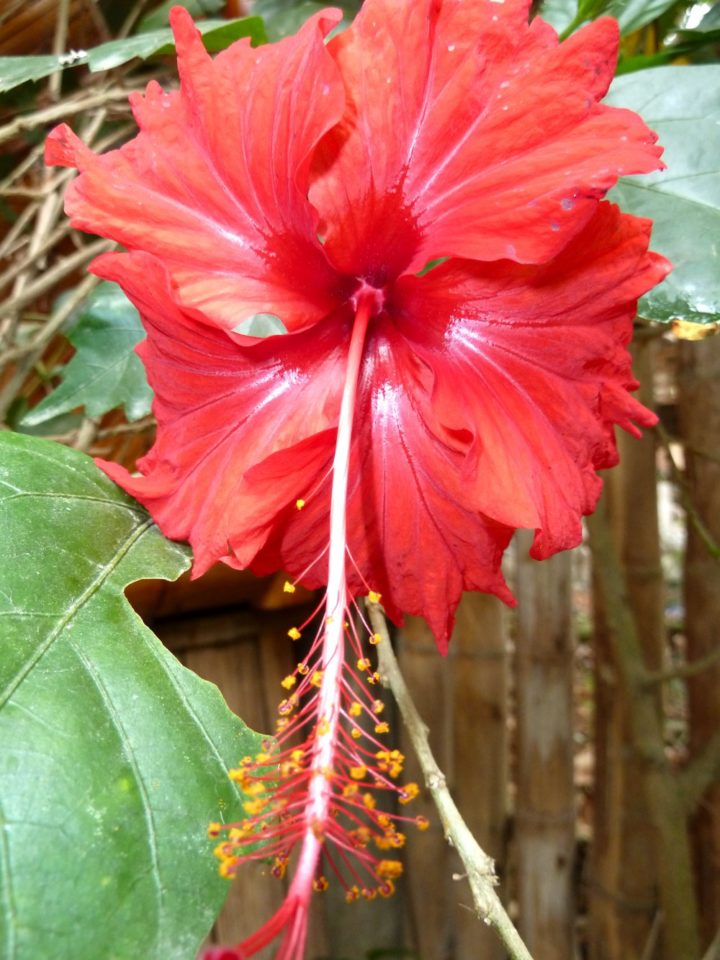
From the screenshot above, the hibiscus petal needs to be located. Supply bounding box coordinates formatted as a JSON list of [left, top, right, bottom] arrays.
[[92, 251, 344, 576], [311, 0, 663, 276], [249, 319, 517, 651], [391, 203, 669, 560], [46, 7, 347, 333]]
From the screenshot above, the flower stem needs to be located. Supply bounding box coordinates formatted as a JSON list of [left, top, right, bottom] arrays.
[[289, 294, 374, 901], [367, 600, 536, 960]]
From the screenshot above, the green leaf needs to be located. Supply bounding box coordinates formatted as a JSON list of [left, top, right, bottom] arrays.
[[254, 0, 359, 40], [87, 16, 267, 72], [20, 282, 154, 427], [138, 0, 225, 33], [0, 53, 87, 94], [608, 0, 683, 35], [538, 0, 580, 34], [0, 16, 266, 93], [607, 65, 720, 324], [233, 313, 288, 337], [0, 433, 263, 960], [541, 0, 684, 37]]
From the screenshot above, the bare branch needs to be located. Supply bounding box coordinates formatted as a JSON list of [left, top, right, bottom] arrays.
[[367, 600, 535, 960], [680, 729, 720, 816]]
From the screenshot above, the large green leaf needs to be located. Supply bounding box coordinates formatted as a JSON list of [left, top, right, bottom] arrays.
[[539, 0, 683, 37], [0, 433, 262, 960], [20, 282, 153, 428], [607, 65, 720, 324], [87, 16, 267, 72], [0, 16, 266, 93]]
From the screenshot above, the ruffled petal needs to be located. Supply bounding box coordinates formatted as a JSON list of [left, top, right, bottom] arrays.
[[92, 251, 344, 576], [311, 0, 663, 276], [251, 323, 516, 650], [46, 7, 347, 333], [391, 203, 669, 560]]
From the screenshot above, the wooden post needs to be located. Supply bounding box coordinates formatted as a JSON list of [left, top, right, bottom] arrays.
[[678, 336, 720, 951], [398, 592, 508, 960], [515, 535, 576, 959]]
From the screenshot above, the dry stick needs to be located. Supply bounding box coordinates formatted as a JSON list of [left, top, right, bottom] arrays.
[[366, 600, 535, 960], [49, 0, 72, 102], [0, 88, 137, 146], [0, 273, 100, 421]]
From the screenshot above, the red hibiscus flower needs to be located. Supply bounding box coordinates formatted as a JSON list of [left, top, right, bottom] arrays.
[[46, 1, 668, 957]]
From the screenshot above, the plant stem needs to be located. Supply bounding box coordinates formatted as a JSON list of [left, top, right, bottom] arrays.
[[366, 600, 535, 960]]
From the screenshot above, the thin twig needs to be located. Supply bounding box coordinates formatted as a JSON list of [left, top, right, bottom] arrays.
[[49, 0, 72, 101], [0, 238, 112, 319], [639, 911, 663, 960], [0, 88, 136, 146], [366, 600, 535, 960], [0, 273, 100, 422], [643, 647, 720, 688]]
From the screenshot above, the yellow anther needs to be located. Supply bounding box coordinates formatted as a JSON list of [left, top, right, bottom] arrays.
[[228, 827, 247, 842], [342, 783, 359, 798], [351, 729, 362, 740], [243, 798, 268, 816], [375, 722, 389, 734], [283, 580, 296, 594], [276, 717, 289, 732], [310, 670, 324, 688], [219, 859, 239, 879], [376, 860, 403, 880], [357, 658, 371, 672], [371, 700, 385, 715], [399, 782, 420, 804], [313, 876, 329, 892], [281, 675, 297, 690], [415, 815, 430, 831], [228, 768, 248, 786], [255, 752, 273, 764], [298, 662, 309, 675], [350, 826, 371, 848], [349, 702, 362, 717], [368, 591, 382, 603], [345, 885, 360, 903], [350, 765, 367, 780], [296, 499, 305, 510], [272, 857, 287, 879], [378, 880, 395, 898], [362, 792, 376, 810], [245, 781, 266, 797], [368, 671, 381, 685], [317, 718, 330, 736], [207, 822, 222, 839], [278, 699, 295, 716], [291, 749, 305, 764], [370, 633, 382, 645], [362, 887, 377, 901], [288, 627, 302, 640]]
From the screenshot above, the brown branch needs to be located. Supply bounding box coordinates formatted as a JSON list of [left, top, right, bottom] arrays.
[[586, 508, 701, 959], [367, 600, 535, 960], [679, 728, 720, 816], [0, 88, 136, 146], [643, 647, 720, 688]]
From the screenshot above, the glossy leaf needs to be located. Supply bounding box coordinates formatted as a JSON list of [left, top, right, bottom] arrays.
[[20, 281, 153, 427], [87, 16, 267, 72], [138, 0, 225, 33], [0, 17, 266, 93], [0, 54, 85, 93], [0, 433, 262, 960], [607, 65, 720, 324], [541, 0, 683, 37]]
